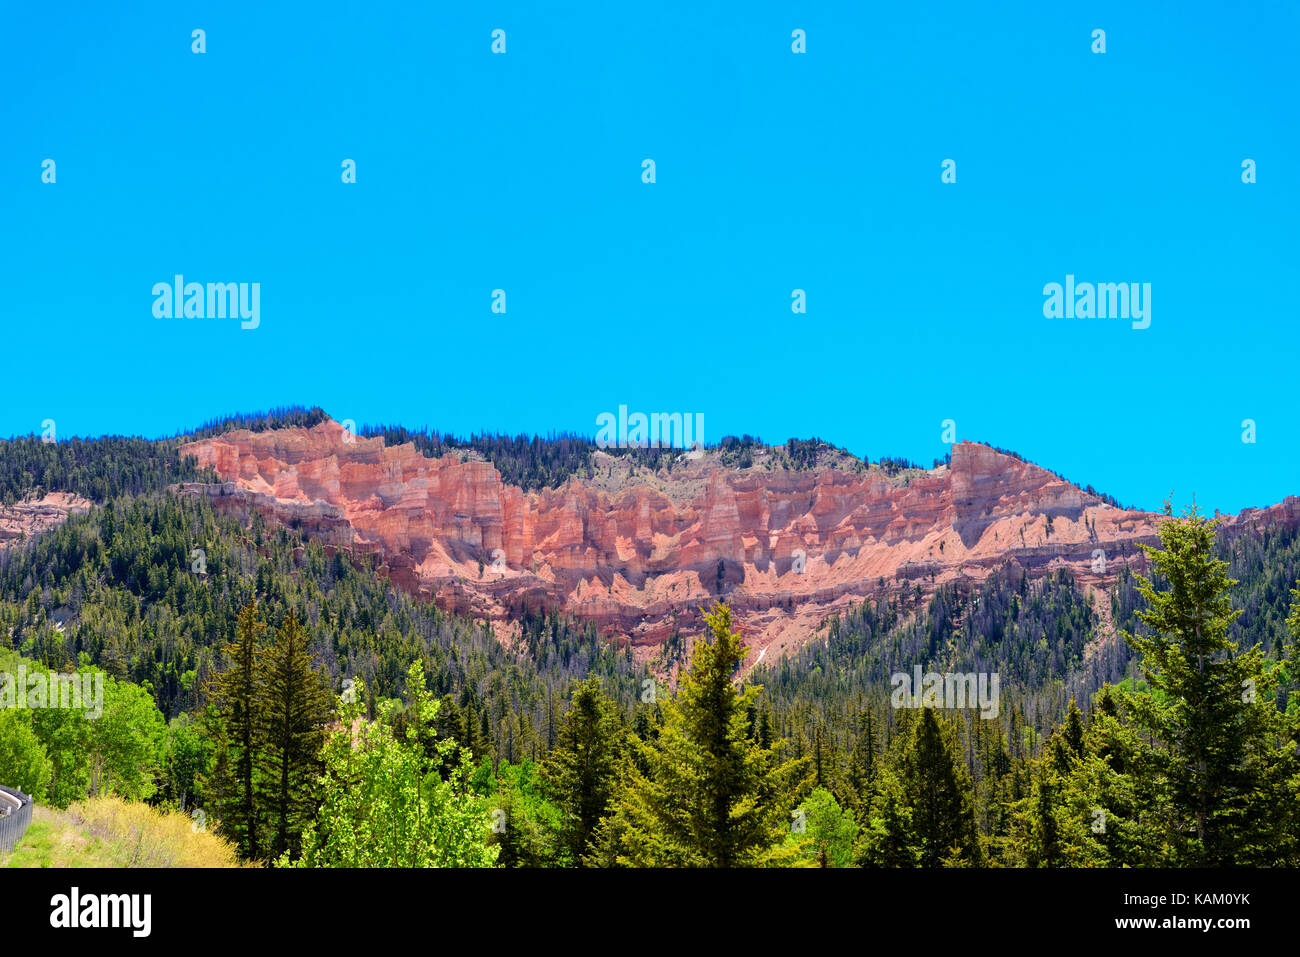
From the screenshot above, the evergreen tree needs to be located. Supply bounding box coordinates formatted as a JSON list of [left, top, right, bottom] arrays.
[[257, 611, 333, 861], [485, 761, 561, 867], [600, 603, 811, 867], [541, 677, 628, 865], [203, 602, 264, 859], [1012, 733, 1075, 866], [864, 708, 983, 867], [847, 709, 880, 815], [1121, 504, 1299, 865], [857, 772, 918, 867]]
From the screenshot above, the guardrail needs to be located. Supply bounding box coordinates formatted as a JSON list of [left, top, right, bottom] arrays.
[[0, 786, 33, 854]]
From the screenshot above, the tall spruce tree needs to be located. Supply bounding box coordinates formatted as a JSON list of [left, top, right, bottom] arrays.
[[541, 677, 629, 865], [257, 611, 333, 861], [601, 603, 811, 867], [847, 708, 880, 815], [203, 601, 265, 859], [898, 707, 984, 866], [1121, 503, 1299, 865], [864, 708, 983, 867]]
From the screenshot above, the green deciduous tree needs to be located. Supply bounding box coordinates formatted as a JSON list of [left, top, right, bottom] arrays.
[[85, 677, 166, 801], [286, 660, 497, 868], [790, 786, 859, 867], [0, 709, 53, 799]]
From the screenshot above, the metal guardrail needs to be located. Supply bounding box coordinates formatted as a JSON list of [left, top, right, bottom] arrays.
[[0, 785, 33, 854]]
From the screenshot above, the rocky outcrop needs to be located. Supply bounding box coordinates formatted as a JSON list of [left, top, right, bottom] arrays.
[[176, 420, 1300, 664], [0, 492, 93, 546]]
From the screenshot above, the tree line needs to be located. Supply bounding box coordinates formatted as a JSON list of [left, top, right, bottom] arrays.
[[2, 422, 1298, 865]]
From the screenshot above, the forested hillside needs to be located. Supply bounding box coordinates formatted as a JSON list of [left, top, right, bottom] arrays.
[[0, 435, 215, 505], [2, 418, 1298, 868], [0, 491, 644, 735]]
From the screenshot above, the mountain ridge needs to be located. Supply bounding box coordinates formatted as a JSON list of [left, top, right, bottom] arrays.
[[172, 417, 1300, 664]]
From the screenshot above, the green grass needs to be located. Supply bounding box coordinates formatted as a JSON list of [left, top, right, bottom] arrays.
[[2, 806, 115, 867], [2, 798, 244, 868]]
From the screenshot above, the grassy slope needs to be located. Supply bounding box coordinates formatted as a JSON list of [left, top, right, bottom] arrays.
[[2, 797, 244, 868]]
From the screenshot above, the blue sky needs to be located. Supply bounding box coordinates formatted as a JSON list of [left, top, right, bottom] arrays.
[[2, 1, 1296, 514]]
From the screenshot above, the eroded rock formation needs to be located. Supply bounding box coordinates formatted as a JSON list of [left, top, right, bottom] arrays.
[[177, 420, 1300, 663], [0, 492, 93, 546]]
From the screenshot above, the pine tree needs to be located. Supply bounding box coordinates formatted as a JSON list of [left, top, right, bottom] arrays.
[[865, 708, 983, 867], [847, 708, 880, 814], [203, 602, 264, 859], [1013, 733, 1074, 866], [1062, 699, 1085, 758], [1121, 503, 1298, 865], [257, 611, 333, 861], [601, 602, 811, 867], [541, 677, 628, 865], [1075, 687, 1167, 866], [857, 771, 918, 867]]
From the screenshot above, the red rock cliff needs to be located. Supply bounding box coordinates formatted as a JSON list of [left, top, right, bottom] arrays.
[[176, 420, 1300, 663]]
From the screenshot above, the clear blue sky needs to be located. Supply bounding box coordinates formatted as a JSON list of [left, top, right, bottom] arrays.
[[2, 1, 1296, 514]]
